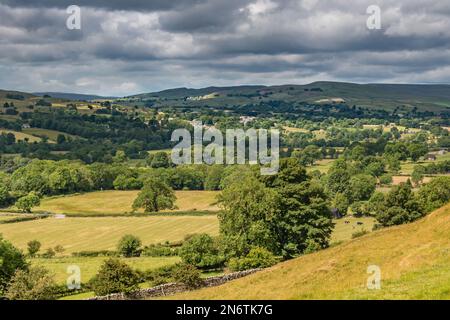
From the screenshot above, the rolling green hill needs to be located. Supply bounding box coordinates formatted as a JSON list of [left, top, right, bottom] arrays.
[[127, 82, 450, 113], [172, 203, 450, 300]]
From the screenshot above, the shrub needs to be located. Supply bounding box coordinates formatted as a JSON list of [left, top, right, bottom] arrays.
[[228, 247, 278, 271], [41, 248, 56, 259], [72, 250, 117, 257], [144, 264, 178, 286], [351, 230, 369, 239], [379, 174, 393, 185], [54, 245, 65, 254], [27, 240, 41, 257], [91, 258, 140, 296], [117, 234, 142, 257], [5, 266, 57, 300], [142, 244, 178, 257], [0, 236, 28, 293], [179, 234, 225, 269], [171, 263, 203, 289]]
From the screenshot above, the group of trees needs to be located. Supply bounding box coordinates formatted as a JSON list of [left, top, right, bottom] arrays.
[[0, 158, 234, 211], [218, 159, 333, 260]]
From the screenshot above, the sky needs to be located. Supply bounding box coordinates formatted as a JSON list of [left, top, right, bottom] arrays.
[[0, 0, 450, 96]]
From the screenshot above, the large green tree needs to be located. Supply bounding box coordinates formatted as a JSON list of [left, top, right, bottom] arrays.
[[376, 181, 424, 226], [132, 177, 176, 213], [219, 158, 332, 259], [417, 177, 450, 213], [349, 174, 377, 202], [0, 236, 28, 293]]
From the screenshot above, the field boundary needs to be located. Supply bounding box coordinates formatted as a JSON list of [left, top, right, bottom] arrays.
[[61, 210, 219, 217], [88, 268, 262, 300]]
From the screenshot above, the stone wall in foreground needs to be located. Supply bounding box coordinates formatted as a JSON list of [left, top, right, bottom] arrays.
[[88, 268, 262, 300]]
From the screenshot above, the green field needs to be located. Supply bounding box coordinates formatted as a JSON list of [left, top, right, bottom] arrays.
[[31, 256, 180, 285], [22, 128, 78, 141], [172, 204, 450, 300], [307, 159, 335, 173], [0, 215, 219, 254], [331, 216, 376, 244], [36, 190, 220, 215], [0, 129, 42, 143], [400, 153, 450, 174]]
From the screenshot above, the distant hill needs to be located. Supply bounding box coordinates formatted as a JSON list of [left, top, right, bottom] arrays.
[[173, 203, 450, 299], [128, 82, 450, 113], [33, 92, 116, 101], [0, 89, 36, 100]]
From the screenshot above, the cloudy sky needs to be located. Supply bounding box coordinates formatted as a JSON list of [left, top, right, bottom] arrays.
[[0, 0, 450, 96]]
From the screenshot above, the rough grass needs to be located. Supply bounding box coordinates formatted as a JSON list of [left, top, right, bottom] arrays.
[[0, 215, 219, 254], [306, 159, 335, 173], [0, 129, 42, 143], [36, 190, 220, 215], [331, 216, 376, 244], [22, 128, 78, 141], [32, 256, 181, 285], [400, 153, 450, 174], [172, 204, 450, 300]]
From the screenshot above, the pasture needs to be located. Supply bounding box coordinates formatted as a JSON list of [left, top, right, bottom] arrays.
[[36, 190, 220, 215], [0, 215, 220, 254], [32, 256, 181, 285], [0, 129, 42, 143], [307, 159, 335, 173], [331, 216, 376, 244], [22, 128, 78, 141], [0, 212, 374, 255], [400, 152, 450, 174]]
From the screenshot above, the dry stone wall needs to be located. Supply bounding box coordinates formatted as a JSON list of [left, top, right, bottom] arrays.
[[88, 268, 262, 300]]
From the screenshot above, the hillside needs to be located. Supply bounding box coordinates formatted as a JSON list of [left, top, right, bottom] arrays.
[[33, 92, 116, 101], [173, 203, 450, 300], [127, 82, 450, 113]]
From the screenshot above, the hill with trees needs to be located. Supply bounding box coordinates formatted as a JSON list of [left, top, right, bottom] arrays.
[[173, 203, 450, 299]]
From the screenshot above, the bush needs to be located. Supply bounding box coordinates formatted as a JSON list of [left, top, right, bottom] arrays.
[[142, 244, 178, 257], [117, 234, 142, 257], [228, 247, 278, 271], [5, 266, 57, 300], [171, 263, 203, 289], [351, 230, 369, 239], [144, 264, 178, 286], [54, 245, 65, 254], [379, 174, 393, 185], [0, 236, 28, 293], [91, 258, 140, 296], [41, 248, 56, 259], [179, 234, 225, 269], [72, 250, 117, 257], [27, 240, 41, 257]]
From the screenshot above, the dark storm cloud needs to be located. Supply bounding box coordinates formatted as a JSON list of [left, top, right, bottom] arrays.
[[158, 0, 251, 32], [0, 0, 450, 95]]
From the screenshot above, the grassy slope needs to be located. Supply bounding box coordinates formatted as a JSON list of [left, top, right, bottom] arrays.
[[129, 82, 450, 112], [22, 128, 79, 141], [0, 129, 42, 143], [173, 204, 450, 300], [0, 215, 219, 254], [36, 190, 220, 215]]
